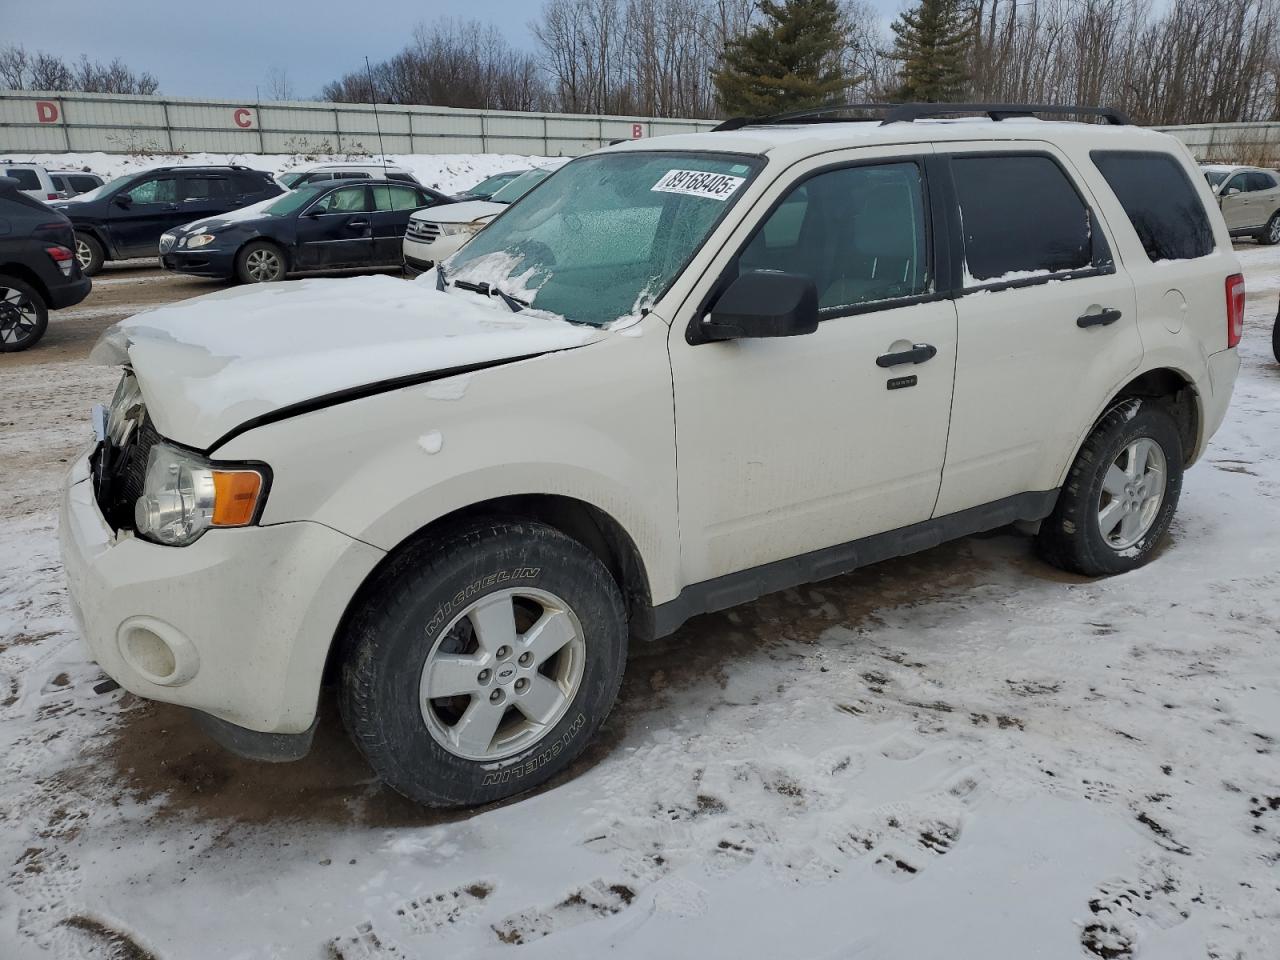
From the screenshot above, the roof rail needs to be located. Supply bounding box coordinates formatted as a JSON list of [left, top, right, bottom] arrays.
[[712, 102, 1130, 132]]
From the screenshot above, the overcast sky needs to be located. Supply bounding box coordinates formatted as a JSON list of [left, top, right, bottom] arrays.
[[5, 0, 901, 101]]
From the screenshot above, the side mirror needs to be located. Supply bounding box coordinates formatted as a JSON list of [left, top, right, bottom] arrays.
[[304, 207, 324, 218], [1226, 186, 1242, 196], [701, 271, 819, 341], [114, 193, 133, 208]]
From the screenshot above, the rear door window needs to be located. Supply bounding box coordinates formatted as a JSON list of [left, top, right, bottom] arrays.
[[70, 176, 100, 192], [741, 161, 931, 312], [372, 184, 426, 211], [951, 154, 1093, 284], [1091, 151, 1215, 262], [182, 176, 231, 201], [1247, 171, 1277, 191]]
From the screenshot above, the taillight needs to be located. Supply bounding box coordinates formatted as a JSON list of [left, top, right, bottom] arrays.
[[45, 245, 74, 277], [47, 192, 58, 200], [1225, 273, 1245, 348]]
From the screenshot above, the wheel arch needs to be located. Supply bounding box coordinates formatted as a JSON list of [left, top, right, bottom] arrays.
[[0, 263, 51, 303], [73, 224, 114, 259], [1059, 366, 1202, 489], [323, 493, 654, 684]]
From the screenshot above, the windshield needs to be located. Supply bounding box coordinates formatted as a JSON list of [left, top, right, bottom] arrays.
[[68, 171, 141, 204], [278, 171, 305, 188], [463, 171, 523, 197], [261, 183, 332, 217], [1204, 169, 1230, 188], [446, 151, 762, 327], [490, 169, 552, 204]]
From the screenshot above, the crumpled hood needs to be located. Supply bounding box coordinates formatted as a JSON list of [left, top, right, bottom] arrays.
[[91, 274, 605, 450]]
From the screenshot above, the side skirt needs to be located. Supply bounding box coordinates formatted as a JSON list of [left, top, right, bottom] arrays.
[[651, 489, 1059, 638]]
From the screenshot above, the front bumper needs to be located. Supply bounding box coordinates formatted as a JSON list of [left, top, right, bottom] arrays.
[[161, 248, 236, 279], [403, 233, 467, 268], [59, 449, 384, 739]]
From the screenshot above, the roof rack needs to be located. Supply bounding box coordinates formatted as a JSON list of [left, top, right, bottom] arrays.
[[711, 102, 1130, 132]]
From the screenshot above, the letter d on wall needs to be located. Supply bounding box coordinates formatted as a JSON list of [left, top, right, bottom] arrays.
[[36, 101, 59, 123]]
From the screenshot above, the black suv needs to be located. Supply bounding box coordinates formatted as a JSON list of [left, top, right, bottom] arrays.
[[53, 165, 282, 275], [0, 176, 91, 351]]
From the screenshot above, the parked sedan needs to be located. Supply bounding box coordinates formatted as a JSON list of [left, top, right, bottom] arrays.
[[403, 168, 550, 272], [1202, 163, 1280, 244], [454, 169, 526, 201], [161, 179, 453, 283]]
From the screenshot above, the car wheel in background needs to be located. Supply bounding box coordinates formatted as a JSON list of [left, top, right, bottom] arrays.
[[1273, 301, 1280, 362], [339, 519, 628, 808], [236, 241, 287, 284], [74, 233, 104, 276], [1260, 213, 1280, 246], [1036, 400, 1184, 577], [0, 276, 50, 352]]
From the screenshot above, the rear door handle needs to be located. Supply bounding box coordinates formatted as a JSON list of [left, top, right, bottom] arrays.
[[876, 343, 936, 368], [1077, 307, 1123, 328]]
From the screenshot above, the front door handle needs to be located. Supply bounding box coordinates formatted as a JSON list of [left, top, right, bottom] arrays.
[[347, 218, 370, 229], [876, 343, 936, 368], [1077, 307, 1122, 328]]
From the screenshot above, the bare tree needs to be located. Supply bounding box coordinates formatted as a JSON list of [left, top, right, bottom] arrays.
[[0, 44, 158, 93], [265, 66, 295, 101]]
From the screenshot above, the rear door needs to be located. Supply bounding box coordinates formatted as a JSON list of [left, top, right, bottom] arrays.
[[180, 173, 233, 221], [108, 174, 180, 256], [369, 184, 436, 262], [933, 146, 1140, 516], [294, 185, 373, 268]]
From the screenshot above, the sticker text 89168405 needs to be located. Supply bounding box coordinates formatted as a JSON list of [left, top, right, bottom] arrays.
[[651, 169, 746, 201]]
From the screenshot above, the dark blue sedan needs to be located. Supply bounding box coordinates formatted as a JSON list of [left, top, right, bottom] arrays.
[[159, 179, 454, 283]]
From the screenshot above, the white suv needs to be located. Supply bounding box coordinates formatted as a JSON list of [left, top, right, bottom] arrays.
[[1, 162, 59, 202], [61, 104, 1242, 808]]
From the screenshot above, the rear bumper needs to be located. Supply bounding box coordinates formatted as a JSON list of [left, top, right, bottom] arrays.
[[47, 275, 91, 310], [1200, 346, 1241, 451], [59, 449, 385, 736]]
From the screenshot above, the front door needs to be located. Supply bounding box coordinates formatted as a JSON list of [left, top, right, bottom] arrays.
[[1219, 172, 1260, 231], [294, 185, 373, 269], [108, 175, 179, 257], [670, 152, 959, 584], [933, 146, 1140, 516]]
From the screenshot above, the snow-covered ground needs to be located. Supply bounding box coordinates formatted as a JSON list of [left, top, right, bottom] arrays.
[[2, 249, 1279, 959], [4, 152, 569, 196]]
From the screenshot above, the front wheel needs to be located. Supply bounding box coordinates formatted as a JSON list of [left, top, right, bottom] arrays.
[[1036, 400, 1184, 576], [236, 240, 287, 283], [0, 276, 49, 352], [339, 520, 628, 808]]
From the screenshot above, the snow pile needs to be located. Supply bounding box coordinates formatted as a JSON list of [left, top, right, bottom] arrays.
[[4, 151, 569, 196]]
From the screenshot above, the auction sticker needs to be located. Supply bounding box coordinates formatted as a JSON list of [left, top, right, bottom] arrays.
[[652, 169, 745, 201]]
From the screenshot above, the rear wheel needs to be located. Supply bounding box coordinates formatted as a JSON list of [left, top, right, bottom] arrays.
[[1260, 213, 1280, 246], [339, 519, 628, 808], [1037, 400, 1183, 576], [0, 276, 49, 352], [74, 233, 104, 276], [236, 241, 287, 283]]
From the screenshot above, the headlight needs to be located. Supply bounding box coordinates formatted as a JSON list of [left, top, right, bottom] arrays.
[[183, 233, 216, 249], [134, 442, 267, 546], [107, 372, 144, 447], [437, 221, 483, 237]]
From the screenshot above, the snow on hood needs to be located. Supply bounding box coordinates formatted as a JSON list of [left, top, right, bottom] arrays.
[[179, 195, 281, 233], [90, 274, 605, 450], [412, 199, 504, 225]]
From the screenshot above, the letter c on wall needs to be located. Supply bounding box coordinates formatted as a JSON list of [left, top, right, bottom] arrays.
[[233, 108, 254, 129], [36, 101, 59, 123]]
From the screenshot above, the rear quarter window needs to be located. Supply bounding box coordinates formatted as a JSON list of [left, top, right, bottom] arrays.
[[1091, 151, 1214, 262], [4, 168, 42, 190]]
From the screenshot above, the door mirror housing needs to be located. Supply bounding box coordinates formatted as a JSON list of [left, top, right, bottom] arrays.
[[1225, 186, 1242, 196], [114, 193, 133, 208], [303, 206, 325, 218], [701, 271, 819, 342]]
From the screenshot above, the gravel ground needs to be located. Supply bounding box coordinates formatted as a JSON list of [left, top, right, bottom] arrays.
[[1, 250, 1278, 960]]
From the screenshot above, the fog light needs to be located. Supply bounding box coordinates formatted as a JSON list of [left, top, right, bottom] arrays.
[[116, 617, 200, 686]]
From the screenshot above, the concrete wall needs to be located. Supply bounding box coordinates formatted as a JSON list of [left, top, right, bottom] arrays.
[[1152, 122, 1280, 162], [0, 91, 717, 156]]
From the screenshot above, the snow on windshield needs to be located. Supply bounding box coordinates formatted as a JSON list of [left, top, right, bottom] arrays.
[[445, 152, 762, 327]]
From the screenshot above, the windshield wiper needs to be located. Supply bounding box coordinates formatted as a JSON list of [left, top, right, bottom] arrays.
[[451, 278, 526, 313], [435, 264, 447, 291]]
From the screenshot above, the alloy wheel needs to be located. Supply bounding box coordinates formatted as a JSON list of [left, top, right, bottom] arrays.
[[1097, 437, 1167, 550], [74, 238, 93, 272], [0, 286, 40, 348], [245, 248, 283, 282], [1269, 217, 1280, 244], [419, 588, 587, 761]]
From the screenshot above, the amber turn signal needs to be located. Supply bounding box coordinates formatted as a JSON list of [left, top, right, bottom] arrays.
[[211, 470, 263, 527]]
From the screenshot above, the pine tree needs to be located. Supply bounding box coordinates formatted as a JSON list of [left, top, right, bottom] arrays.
[[888, 0, 974, 103], [713, 0, 849, 117]]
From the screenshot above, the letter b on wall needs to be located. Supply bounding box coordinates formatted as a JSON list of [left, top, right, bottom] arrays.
[[36, 101, 59, 123]]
